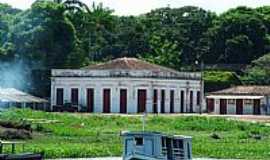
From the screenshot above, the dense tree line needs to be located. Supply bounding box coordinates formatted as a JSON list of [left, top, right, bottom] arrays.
[[1, 0, 270, 96]]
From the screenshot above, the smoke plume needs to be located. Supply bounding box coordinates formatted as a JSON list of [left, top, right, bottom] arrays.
[[0, 60, 31, 91]]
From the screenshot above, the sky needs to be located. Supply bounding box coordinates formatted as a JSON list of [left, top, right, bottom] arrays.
[[0, 0, 270, 16]]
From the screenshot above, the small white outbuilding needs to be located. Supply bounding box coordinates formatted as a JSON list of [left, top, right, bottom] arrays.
[[206, 86, 270, 115]]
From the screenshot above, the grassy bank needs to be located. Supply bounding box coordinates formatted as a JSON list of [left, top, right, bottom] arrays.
[[0, 109, 270, 159]]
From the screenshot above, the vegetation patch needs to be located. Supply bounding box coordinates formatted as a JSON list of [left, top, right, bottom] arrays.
[[0, 120, 32, 131], [204, 71, 241, 92], [0, 109, 270, 159], [0, 129, 32, 140]]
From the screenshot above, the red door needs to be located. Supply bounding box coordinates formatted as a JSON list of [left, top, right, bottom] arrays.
[[87, 88, 94, 112], [220, 99, 227, 115], [236, 99, 243, 115], [253, 99, 261, 115], [103, 89, 111, 113], [207, 98, 214, 113], [120, 89, 127, 113], [153, 89, 158, 113], [71, 88, 79, 105], [138, 89, 147, 113]]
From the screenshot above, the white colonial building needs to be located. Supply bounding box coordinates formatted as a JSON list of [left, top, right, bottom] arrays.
[[51, 57, 204, 113]]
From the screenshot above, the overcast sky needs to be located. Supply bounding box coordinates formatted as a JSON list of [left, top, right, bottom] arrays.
[[0, 0, 270, 15]]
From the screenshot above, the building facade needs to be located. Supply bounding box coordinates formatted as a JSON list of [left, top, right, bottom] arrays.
[[206, 86, 270, 115], [51, 58, 204, 113]]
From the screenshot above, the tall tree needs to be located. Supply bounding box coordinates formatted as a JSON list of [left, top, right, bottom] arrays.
[[8, 1, 82, 68], [142, 6, 216, 67], [69, 2, 117, 62], [0, 3, 21, 58], [3, 1, 85, 96], [140, 34, 180, 69], [207, 7, 269, 64], [112, 16, 148, 58]]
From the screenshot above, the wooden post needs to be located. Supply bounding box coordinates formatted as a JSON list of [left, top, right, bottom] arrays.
[[11, 143, 15, 153], [0, 143, 2, 154]]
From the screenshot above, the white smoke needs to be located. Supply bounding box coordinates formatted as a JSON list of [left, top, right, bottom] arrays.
[[0, 60, 31, 91]]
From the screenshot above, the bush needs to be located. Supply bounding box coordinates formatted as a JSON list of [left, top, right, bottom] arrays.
[[0, 129, 32, 140], [210, 133, 221, 139], [0, 120, 32, 131], [204, 71, 241, 92]]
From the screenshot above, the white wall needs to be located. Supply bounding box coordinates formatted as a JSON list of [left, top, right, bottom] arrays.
[[51, 77, 203, 113]]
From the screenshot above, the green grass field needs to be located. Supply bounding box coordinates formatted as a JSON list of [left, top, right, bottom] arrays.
[[0, 109, 270, 159]]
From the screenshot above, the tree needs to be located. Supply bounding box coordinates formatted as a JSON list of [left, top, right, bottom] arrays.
[[207, 7, 269, 64], [140, 34, 180, 69], [142, 6, 216, 66], [0, 3, 21, 15], [111, 16, 148, 58], [70, 2, 117, 61], [3, 1, 86, 96], [8, 1, 83, 68], [242, 53, 270, 84], [0, 3, 21, 58]]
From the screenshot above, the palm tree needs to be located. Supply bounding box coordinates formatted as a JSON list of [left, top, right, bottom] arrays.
[[53, 0, 90, 13]]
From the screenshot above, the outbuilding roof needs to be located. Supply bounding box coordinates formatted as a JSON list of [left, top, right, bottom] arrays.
[[208, 86, 270, 96], [0, 88, 48, 103]]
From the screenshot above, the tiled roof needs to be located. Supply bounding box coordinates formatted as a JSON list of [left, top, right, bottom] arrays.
[[209, 86, 270, 96], [83, 57, 180, 74], [52, 57, 201, 80]]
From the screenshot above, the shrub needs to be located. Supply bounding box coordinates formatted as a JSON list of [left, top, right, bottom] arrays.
[[0, 129, 32, 140], [204, 71, 241, 92], [210, 133, 221, 139], [0, 120, 32, 131]]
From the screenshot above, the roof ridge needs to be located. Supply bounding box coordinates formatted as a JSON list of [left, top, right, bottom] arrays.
[[82, 57, 182, 74]]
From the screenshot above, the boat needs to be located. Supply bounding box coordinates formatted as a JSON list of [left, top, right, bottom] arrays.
[[121, 131, 192, 160]]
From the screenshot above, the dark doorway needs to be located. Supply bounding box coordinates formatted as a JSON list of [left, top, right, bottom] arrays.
[[170, 90, 174, 113], [180, 91, 184, 113], [103, 89, 111, 113], [220, 99, 227, 114], [161, 90, 165, 113], [153, 89, 158, 113], [253, 99, 261, 115], [166, 138, 173, 160], [56, 88, 64, 106], [236, 99, 243, 115], [138, 89, 147, 113], [120, 89, 127, 113], [190, 91, 193, 113], [197, 91, 201, 106], [207, 98, 214, 113], [71, 88, 79, 105], [87, 88, 94, 112]]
